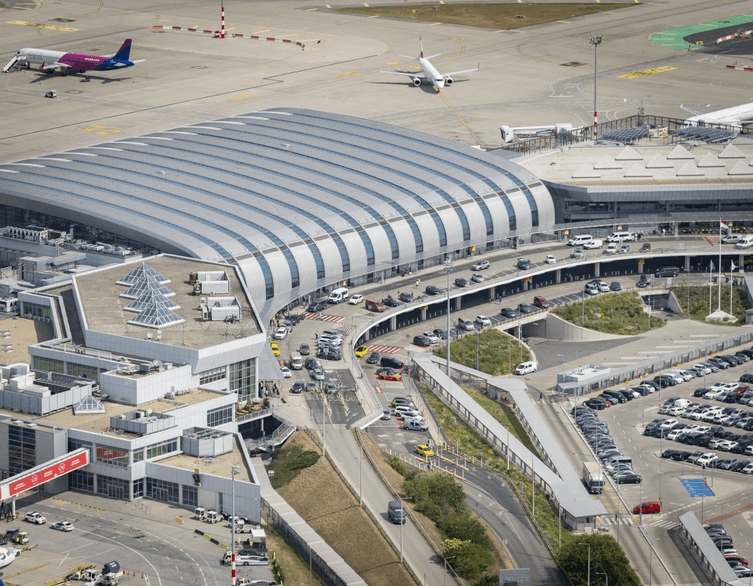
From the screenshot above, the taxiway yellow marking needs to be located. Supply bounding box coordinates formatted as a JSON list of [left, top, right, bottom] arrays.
[[335, 72, 358, 78], [619, 65, 677, 79], [80, 125, 121, 135], [228, 93, 253, 101], [8, 20, 78, 31]]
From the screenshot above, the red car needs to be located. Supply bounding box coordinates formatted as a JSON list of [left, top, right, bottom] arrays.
[[633, 501, 661, 515], [533, 295, 550, 309], [377, 369, 403, 382]]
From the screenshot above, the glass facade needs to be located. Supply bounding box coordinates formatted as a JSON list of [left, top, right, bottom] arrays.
[[67, 363, 99, 381], [146, 478, 180, 504], [8, 425, 36, 476], [97, 474, 129, 499], [31, 356, 64, 374], [199, 366, 226, 386], [229, 358, 255, 401], [207, 405, 233, 427], [182, 485, 198, 508], [146, 438, 178, 460], [96, 445, 129, 467], [70, 469, 94, 493]]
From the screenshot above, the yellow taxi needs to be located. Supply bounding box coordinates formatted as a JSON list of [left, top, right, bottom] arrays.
[[415, 444, 434, 457], [354, 345, 369, 358], [270, 342, 280, 356]]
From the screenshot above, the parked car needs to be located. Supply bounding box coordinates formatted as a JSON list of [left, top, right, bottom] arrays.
[[544, 254, 556, 264], [475, 315, 492, 327], [377, 368, 403, 382], [412, 335, 433, 347], [471, 260, 490, 270], [454, 278, 469, 288], [518, 303, 534, 314], [425, 285, 442, 295], [571, 248, 585, 259], [348, 294, 364, 305], [500, 307, 519, 319], [355, 345, 369, 357], [471, 272, 485, 283], [516, 258, 532, 270], [610, 281, 622, 291], [25, 512, 46, 525], [514, 361, 537, 375], [366, 352, 380, 364], [633, 501, 661, 514], [415, 444, 434, 457], [533, 295, 550, 308], [636, 276, 651, 288], [290, 381, 304, 394]]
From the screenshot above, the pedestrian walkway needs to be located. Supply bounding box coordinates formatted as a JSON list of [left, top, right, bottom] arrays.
[[305, 312, 344, 323], [366, 343, 401, 354]]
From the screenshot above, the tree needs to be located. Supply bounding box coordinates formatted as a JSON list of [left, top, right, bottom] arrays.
[[404, 472, 467, 521], [556, 534, 640, 586], [443, 538, 493, 581]]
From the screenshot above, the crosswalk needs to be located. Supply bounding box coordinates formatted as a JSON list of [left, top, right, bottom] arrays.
[[367, 344, 402, 355], [305, 312, 344, 323], [601, 516, 678, 530]]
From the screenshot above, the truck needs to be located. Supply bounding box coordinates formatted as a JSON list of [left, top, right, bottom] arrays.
[[582, 461, 604, 494]]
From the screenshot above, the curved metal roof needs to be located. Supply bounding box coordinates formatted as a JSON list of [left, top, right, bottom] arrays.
[[0, 108, 553, 316]]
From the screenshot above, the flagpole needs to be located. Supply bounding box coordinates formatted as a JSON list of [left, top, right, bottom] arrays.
[[718, 219, 723, 311], [730, 260, 734, 315]]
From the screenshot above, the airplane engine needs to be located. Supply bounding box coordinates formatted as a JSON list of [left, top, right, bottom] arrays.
[[445, 76, 454, 86], [411, 77, 421, 86]]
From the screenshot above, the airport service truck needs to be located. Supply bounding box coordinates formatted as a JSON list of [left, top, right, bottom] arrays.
[[582, 461, 604, 494]]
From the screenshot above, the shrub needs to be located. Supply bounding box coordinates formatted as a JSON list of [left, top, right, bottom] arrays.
[[389, 456, 412, 478]]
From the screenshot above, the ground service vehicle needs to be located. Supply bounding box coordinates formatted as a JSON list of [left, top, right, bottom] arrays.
[[582, 462, 604, 494], [365, 298, 385, 312]]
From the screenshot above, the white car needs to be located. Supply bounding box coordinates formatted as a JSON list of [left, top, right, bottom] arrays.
[[596, 281, 609, 293], [604, 243, 618, 255], [52, 521, 74, 532], [348, 294, 364, 305], [475, 315, 492, 327], [471, 260, 490, 270], [273, 327, 288, 340], [696, 453, 718, 467], [584, 283, 599, 295], [583, 239, 603, 249], [422, 331, 440, 344], [280, 366, 291, 378], [514, 361, 537, 375], [544, 254, 556, 265], [25, 511, 46, 525]]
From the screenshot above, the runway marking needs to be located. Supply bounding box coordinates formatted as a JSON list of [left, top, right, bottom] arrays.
[[619, 66, 677, 79], [8, 20, 78, 31]]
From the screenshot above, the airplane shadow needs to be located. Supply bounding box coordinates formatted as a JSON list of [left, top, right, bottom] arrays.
[[26, 71, 131, 84]]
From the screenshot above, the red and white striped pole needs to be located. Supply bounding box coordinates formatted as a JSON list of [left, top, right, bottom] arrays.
[[221, 1, 226, 39], [231, 552, 236, 586], [589, 35, 602, 141]]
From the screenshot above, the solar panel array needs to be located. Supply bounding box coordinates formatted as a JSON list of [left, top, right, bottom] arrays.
[[672, 126, 737, 143], [599, 127, 651, 143]]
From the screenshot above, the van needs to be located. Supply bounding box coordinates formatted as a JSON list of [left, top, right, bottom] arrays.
[[328, 287, 349, 304], [457, 317, 475, 331], [607, 231, 637, 243], [365, 298, 386, 312], [290, 353, 303, 370], [388, 500, 406, 524], [735, 235, 753, 249], [223, 550, 270, 566], [655, 266, 679, 278], [606, 455, 632, 469], [568, 234, 593, 246], [307, 298, 328, 312]]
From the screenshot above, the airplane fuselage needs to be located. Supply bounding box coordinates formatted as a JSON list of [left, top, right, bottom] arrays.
[[685, 102, 753, 128], [4, 39, 137, 74], [417, 56, 445, 90]]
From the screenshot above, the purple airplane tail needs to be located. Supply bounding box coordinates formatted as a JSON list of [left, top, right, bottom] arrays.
[[113, 39, 132, 61]]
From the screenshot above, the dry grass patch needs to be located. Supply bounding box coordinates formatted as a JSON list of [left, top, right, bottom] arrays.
[[339, 3, 629, 30], [275, 432, 415, 586]]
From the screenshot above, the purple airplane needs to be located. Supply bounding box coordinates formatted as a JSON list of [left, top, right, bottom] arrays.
[[3, 39, 144, 75]]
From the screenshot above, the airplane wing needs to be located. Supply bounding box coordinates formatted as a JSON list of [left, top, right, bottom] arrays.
[[41, 61, 70, 71], [680, 104, 704, 116], [443, 67, 478, 77], [381, 70, 427, 80]]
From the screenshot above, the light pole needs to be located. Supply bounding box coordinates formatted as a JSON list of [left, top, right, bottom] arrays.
[[230, 462, 239, 586], [590, 35, 603, 141], [579, 542, 591, 586], [596, 572, 608, 586], [443, 555, 456, 586], [445, 259, 451, 377]]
